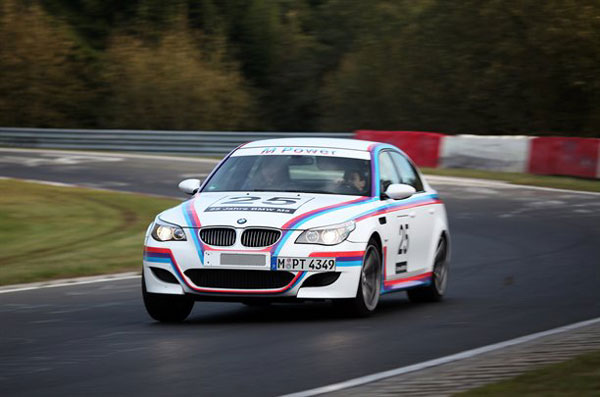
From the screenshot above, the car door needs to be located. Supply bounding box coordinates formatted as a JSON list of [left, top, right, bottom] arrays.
[[389, 151, 434, 273], [378, 151, 413, 280]]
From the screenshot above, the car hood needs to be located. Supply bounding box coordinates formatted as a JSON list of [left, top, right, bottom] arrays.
[[159, 192, 373, 230]]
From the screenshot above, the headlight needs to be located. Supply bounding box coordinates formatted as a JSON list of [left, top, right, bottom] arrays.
[[151, 218, 186, 242], [295, 221, 355, 245]]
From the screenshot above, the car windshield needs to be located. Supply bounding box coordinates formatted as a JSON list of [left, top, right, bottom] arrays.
[[203, 155, 371, 196]]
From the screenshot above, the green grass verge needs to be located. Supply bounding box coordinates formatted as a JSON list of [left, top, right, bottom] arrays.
[[0, 179, 179, 285], [422, 168, 600, 193], [457, 349, 600, 396]]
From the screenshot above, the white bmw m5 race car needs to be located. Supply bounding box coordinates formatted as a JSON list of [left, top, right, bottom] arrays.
[[142, 138, 449, 321]]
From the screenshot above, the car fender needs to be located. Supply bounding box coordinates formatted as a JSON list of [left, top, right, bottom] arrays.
[[347, 216, 381, 244], [424, 203, 450, 272], [155, 204, 188, 227]]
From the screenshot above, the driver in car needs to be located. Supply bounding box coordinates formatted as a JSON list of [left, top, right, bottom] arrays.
[[340, 169, 368, 195]]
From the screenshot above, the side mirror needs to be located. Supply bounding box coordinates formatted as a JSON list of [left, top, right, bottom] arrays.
[[178, 178, 201, 195], [385, 183, 416, 200]]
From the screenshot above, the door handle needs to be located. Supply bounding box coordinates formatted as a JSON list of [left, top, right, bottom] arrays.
[[409, 211, 416, 218], [428, 208, 435, 215]]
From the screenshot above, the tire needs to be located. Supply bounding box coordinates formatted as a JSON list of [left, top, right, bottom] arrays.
[[142, 275, 194, 322], [335, 242, 381, 317], [407, 236, 449, 303]]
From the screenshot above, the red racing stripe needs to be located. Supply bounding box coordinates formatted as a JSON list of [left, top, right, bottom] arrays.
[[384, 271, 433, 287], [309, 251, 365, 258], [186, 199, 202, 227], [355, 199, 441, 222]]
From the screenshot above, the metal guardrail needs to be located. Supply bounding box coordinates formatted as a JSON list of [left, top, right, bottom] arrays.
[[0, 127, 353, 155]]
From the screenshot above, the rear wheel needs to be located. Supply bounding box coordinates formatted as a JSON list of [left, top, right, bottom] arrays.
[[142, 275, 194, 322], [407, 236, 448, 303], [335, 242, 381, 317]]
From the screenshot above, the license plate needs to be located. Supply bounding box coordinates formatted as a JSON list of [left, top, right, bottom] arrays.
[[203, 251, 269, 268], [220, 253, 267, 266], [276, 257, 336, 272]]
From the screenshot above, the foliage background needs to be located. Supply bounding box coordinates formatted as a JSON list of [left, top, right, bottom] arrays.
[[0, 0, 598, 136]]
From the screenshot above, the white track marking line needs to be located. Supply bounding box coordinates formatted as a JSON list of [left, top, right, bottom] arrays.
[[0, 272, 141, 294], [281, 316, 600, 397], [0, 176, 75, 187], [0, 176, 182, 200], [0, 147, 220, 163], [425, 174, 600, 196]]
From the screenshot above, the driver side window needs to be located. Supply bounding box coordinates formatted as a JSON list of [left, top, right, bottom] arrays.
[[378, 152, 401, 195], [390, 152, 424, 192]]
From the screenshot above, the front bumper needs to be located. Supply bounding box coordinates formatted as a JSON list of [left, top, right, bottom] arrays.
[[143, 237, 366, 300]]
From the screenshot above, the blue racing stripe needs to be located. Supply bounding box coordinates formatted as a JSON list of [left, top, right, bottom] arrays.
[[336, 261, 362, 267], [144, 257, 172, 264], [181, 200, 204, 264]]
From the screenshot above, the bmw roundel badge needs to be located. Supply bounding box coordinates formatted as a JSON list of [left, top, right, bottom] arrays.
[[237, 218, 247, 225]]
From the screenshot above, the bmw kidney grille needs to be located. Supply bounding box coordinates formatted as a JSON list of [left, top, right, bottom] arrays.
[[198, 227, 281, 247], [199, 228, 236, 246], [241, 229, 281, 247]]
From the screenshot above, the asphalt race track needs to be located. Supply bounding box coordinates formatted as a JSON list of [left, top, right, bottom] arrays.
[[1, 148, 600, 396]]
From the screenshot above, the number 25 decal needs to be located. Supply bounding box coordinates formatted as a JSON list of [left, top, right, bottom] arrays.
[[221, 196, 260, 205], [398, 224, 409, 255], [263, 197, 300, 205], [222, 196, 300, 206]]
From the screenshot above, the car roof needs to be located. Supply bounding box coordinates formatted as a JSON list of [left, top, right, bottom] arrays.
[[242, 138, 378, 152]]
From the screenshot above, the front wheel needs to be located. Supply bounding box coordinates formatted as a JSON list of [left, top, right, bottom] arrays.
[[142, 275, 194, 322], [335, 242, 381, 317], [407, 236, 449, 303]]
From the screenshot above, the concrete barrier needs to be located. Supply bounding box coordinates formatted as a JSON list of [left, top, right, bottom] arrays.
[[355, 130, 445, 167], [440, 135, 532, 173], [355, 130, 599, 178], [528, 137, 600, 178]]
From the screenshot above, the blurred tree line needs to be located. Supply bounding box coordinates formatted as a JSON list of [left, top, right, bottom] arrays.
[[0, 0, 598, 136]]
